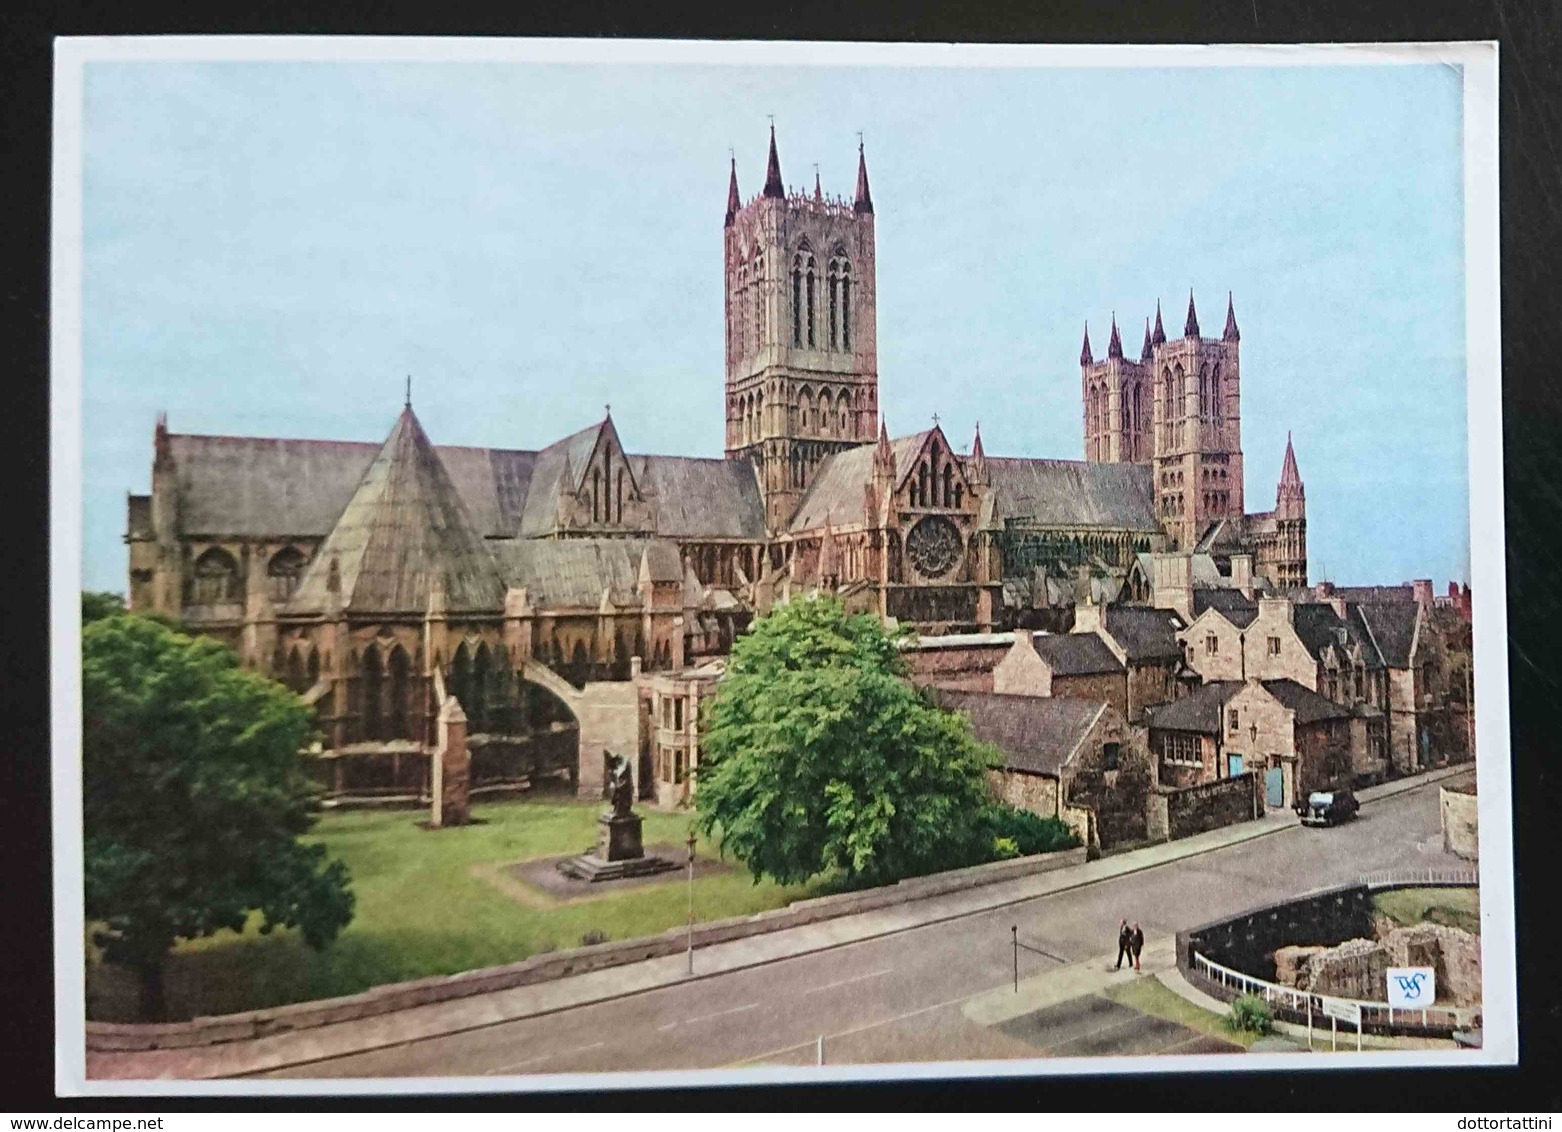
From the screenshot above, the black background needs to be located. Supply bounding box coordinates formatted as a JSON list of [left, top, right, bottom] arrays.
[[3, 0, 1559, 1113]]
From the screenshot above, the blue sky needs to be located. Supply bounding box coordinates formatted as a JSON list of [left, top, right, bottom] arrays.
[[79, 58, 1468, 592]]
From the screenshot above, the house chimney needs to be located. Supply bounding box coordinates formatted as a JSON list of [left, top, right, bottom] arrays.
[[1258, 594, 1293, 624], [1411, 579, 1433, 609], [1314, 580, 1334, 599], [1329, 596, 1348, 620], [1231, 553, 1254, 599]]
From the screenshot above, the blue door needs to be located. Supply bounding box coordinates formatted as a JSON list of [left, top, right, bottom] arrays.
[[1228, 754, 1244, 777], [1266, 766, 1285, 808]]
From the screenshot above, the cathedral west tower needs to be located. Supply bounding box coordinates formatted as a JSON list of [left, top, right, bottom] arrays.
[[724, 127, 879, 532]]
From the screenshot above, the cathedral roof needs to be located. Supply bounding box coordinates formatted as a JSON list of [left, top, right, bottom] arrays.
[[984, 457, 1158, 531], [854, 140, 874, 215], [488, 538, 662, 609], [763, 125, 785, 199], [788, 433, 929, 532], [287, 406, 506, 616], [1184, 290, 1200, 338], [639, 456, 766, 539]]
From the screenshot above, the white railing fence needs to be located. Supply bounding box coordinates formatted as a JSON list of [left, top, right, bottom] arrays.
[[1359, 867, 1479, 889], [1190, 951, 1479, 1032]]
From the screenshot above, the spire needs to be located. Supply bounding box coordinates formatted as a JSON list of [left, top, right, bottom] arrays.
[[877, 417, 892, 457], [1152, 301, 1166, 346], [1184, 289, 1200, 338], [762, 124, 784, 199], [971, 421, 986, 462], [1280, 431, 1301, 487], [1107, 314, 1123, 360], [1223, 291, 1240, 341], [404, 374, 412, 409], [1140, 318, 1154, 362], [1079, 322, 1093, 366], [813, 164, 823, 201], [724, 152, 740, 227], [854, 136, 874, 215]]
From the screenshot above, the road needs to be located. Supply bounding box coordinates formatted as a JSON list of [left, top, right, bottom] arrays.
[[268, 780, 1462, 1077]]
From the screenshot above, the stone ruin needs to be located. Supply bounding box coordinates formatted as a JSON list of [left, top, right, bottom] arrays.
[[1273, 921, 1481, 1007]]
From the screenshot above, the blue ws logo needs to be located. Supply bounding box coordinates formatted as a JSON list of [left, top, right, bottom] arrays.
[[1392, 971, 1429, 1000]]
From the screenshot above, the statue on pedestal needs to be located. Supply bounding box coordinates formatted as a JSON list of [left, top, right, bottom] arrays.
[[557, 749, 675, 883]]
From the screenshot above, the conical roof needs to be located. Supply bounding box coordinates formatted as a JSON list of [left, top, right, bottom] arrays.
[[1140, 318, 1154, 362], [1279, 432, 1302, 487], [763, 125, 785, 199], [1184, 290, 1200, 338], [725, 155, 741, 227], [288, 406, 505, 616], [1080, 323, 1093, 365], [1224, 291, 1240, 341], [1107, 316, 1123, 359], [854, 139, 874, 215], [1152, 302, 1166, 346]]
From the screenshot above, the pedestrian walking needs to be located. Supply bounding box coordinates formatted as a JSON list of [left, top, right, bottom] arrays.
[[1115, 918, 1132, 970], [1130, 922, 1144, 972]]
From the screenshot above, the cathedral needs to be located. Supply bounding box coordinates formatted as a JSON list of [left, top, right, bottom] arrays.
[[125, 127, 1307, 759]]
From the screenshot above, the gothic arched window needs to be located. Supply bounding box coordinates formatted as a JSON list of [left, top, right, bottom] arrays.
[[804, 254, 817, 347], [616, 469, 626, 524], [841, 262, 851, 350], [1211, 364, 1222, 425], [388, 645, 411, 740], [192, 547, 240, 604], [819, 389, 833, 436], [362, 643, 384, 742], [752, 248, 764, 349], [791, 256, 803, 346], [591, 468, 601, 523], [267, 546, 306, 602]]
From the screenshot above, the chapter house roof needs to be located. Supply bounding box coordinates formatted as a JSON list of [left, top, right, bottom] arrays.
[[287, 407, 506, 616]]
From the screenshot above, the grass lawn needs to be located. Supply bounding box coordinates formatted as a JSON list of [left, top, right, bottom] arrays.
[[1373, 887, 1482, 936], [1099, 976, 1260, 1050], [86, 796, 820, 1022]]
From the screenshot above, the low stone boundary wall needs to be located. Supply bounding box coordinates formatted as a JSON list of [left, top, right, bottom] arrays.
[[86, 845, 1088, 1053], [1176, 878, 1481, 1038], [1158, 773, 1262, 842]]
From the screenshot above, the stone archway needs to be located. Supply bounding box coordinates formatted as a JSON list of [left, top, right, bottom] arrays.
[[520, 659, 641, 801]]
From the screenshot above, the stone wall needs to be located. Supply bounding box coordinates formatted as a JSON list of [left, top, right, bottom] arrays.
[[1180, 884, 1376, 979], [1381, 923, 1483, 1006], [1054, 671, 1128, 720], [904, 641, 1008, 691], [1164, 773, 1261, 840], [1441, 783, 1479, 859], [1273, 922, 1483, 1008], [575, 681, 642, 799], [988, 768, 1060, 817]]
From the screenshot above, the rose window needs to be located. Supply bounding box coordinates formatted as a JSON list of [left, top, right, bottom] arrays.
[[906, 515, 961, 577]]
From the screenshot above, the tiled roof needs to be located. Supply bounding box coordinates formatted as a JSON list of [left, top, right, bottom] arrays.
[[517, 422, 606, 537], [930, 688, 1107, 777], [1357, 602, 1420, 668], [1261, 678, 1352, 724], [641, 456, 765, 539], [1192, 588, 1258, 627], [168, 434, 381, 538], [1033, 631, 1125, 676], [789, 435, 926, 532], [986, 458, 1158, 530], [1103, 606, 1185, 661], [489, 538, 658, 608], [1144, 681, 1242, 734], [287, 407, 506, 616]]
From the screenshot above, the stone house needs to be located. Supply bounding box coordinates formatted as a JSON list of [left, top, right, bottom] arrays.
[[900, 630, 1023, 692], [637, 659, 725, 810], [929, 688, 1136, 827], [991, 627, 1128, 717], [1070, 601, 1194, 723], [1143, 676, 1351, 808]]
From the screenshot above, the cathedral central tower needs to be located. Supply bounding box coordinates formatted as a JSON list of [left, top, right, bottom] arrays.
[[724, 127, 879, 532]]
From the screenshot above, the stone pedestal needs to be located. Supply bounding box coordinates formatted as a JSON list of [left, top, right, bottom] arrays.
[[597, 812, 643, 861], [430, 696, 470, 829], [557, 812, 677, 883]]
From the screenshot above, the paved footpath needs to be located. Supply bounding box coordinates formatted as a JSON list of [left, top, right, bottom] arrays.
[[87, 764, 1472, 1080]]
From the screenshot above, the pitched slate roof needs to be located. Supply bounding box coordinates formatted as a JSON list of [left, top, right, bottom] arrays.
[[1033, 631, 1125, 676], [930, 688, 1108, 777], [287, 407, 506, 616], [1103, 606, 1185, 661], [516, 422, 607, 537], [1261, 678, 1352, 724], [1144, 681, 1242, 734], [1357, 601, 1420, 667], [1192, 588, 1258, 627], [168, 434, 381, 538], [488, 538, 657, 608], [789, 436, 926, 532], [641, 456, 765, 539], [986, 458, 1158, 530]]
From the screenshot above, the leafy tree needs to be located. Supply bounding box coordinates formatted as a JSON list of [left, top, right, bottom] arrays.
[[82, 615, 354, 1020], [695, 595, 1002, 888], [81, 591, 125, 624]]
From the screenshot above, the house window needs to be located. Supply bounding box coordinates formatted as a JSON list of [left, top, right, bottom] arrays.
[[1161, 732, 1202, 767], [1103, 742, 1120, 771], [1228, 709, 1239, 735], [1205, 634, 1219, 655], [1267, 636, 1281, 657]]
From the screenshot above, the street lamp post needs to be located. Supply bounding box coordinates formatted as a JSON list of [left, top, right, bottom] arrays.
[[686, 829, 697, 976]]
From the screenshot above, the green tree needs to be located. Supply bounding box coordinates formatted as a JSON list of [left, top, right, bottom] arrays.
[[81, 591, 125, 624], [82, 615, 354, 1020], [695, 595, 1000, 888]]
